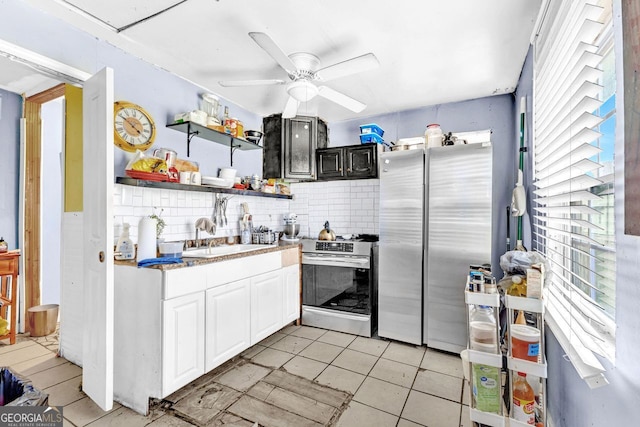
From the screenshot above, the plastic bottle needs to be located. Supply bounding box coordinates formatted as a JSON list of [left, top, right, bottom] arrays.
[[425, 124, 443, 148], [507, 275, 527, 297], [241, 226, 251, 244], [469, 305, 497, 353], [115, 223, 135, 260], [513, 372, 535, 424]]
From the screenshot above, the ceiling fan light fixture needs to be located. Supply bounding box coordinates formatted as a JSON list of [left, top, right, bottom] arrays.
[[287, 80, 319, 102]]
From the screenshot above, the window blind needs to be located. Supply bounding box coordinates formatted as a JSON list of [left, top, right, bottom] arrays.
[[532, 0, 615, 383]]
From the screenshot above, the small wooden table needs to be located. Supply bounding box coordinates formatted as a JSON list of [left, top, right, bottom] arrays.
[[0, 251, 20, 345]]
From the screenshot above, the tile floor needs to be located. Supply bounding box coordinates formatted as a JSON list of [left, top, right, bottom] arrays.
[[0, 325, 471, 426]]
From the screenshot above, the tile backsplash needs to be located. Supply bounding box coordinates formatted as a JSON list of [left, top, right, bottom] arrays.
[[113, 179, 379, 244]]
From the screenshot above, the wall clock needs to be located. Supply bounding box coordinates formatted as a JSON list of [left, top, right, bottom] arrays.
[[113, 101, 156, 152]]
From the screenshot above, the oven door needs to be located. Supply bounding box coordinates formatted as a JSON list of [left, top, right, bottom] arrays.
[[302, 253, 372, 315]]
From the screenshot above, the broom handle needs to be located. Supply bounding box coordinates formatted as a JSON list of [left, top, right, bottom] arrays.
[[517, 97, 526, 242]]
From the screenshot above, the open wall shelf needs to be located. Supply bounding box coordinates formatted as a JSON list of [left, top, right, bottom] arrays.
[[166, 121, 261, 165], [116, 177, 292, 200]]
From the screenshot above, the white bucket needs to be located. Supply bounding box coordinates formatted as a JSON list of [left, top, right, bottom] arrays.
[[460, 349, 470, 380]]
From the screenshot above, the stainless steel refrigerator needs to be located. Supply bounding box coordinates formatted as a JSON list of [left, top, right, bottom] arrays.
[[378, 149, 425, 345], [378, 142, 492, 352]]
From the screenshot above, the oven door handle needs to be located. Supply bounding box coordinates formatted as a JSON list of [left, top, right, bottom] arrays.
[[302, 254, 370, 269]]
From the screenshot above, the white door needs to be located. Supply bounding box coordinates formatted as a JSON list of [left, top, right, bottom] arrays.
[[250, 271, 283, 344], [206, 279, 251, 371], [283, 265, 300, 323], [81, 67, 115, 411], [162, 292, 205, 395]]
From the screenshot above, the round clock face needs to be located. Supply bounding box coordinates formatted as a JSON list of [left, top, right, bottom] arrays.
[[114, 101, 156, 152]]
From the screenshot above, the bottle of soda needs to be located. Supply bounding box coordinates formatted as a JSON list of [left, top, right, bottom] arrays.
[[512, 371, 535, 424]]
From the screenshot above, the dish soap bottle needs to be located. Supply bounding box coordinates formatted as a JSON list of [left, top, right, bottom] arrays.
[[115, 223, 135, 260]]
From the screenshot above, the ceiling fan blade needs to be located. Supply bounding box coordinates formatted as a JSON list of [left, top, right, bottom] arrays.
[[218, 79, 285, 87], [249, 32, 297, 74], [317, 86, 366, 113], [316, 53, 379, 82], [282, 96, 299, 119]]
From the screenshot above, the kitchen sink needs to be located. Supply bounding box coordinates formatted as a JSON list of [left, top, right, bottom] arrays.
[[182, 244, 268, 258]]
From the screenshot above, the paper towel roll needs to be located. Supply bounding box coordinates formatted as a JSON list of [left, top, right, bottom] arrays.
[[137, 217, 157, 262]]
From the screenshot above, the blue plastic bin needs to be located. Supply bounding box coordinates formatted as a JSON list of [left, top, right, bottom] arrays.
[[359, 123, 384, 137], [360, 133, 384, 144]]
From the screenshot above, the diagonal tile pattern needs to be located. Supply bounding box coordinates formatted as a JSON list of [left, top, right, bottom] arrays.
[[1, 323, 469, 426]]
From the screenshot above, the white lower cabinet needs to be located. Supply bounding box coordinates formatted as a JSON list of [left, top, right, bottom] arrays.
[[114, 248, 301, 415], [205, 278, 251, 371], [162, 291, 205, 396], [283, 264, 300, 323], [250, 270, 284, 345]]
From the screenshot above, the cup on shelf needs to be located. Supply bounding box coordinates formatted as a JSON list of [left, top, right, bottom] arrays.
[[191, 171, 201, 185], [179, 171, 191, 184]]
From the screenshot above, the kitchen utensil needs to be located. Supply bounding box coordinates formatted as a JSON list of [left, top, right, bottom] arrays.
[[282, 223, 300, 241], [200, 93, 220, 120], [244, 130, 263, 144], [202, 176, 233, 188], [250, 175, 262, 190], [219, 168, 237, 180], [318, 221, 336, 241], [153, 148, 177, 168]]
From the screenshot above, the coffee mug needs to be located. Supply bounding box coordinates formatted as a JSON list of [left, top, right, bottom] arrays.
[[179, 171, 191, 184], [191, 171, 202, 185]]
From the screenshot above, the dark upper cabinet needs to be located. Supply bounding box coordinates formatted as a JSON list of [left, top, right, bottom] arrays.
[[263, 114, 328, 180], [316, 143, 379, 181]]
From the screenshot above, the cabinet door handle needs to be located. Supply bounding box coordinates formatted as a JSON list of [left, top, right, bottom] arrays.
[[339, 168, 342, 172], [347, 168, 351, 173]]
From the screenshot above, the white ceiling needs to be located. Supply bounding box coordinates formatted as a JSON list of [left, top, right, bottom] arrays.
[[16, 0, 542, 122], [0, 55, 62, 97]]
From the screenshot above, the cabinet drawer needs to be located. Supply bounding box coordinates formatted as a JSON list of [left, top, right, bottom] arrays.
[[163, 264, 208, 299], [207, 252, 281, 289]]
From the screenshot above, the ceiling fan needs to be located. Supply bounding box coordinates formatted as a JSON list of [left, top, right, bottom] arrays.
[[219, 32, 379, 118]]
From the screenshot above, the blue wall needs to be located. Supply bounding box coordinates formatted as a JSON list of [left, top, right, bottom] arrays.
[[330, 95, 517, 274], [0, 89, 21, 249]]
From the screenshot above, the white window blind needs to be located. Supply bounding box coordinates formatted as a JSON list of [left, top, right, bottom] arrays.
[[532, 0, 616, 384]]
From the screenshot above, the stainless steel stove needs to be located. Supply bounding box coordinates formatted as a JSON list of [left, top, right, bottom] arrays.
[[301, 236, 378, 337]]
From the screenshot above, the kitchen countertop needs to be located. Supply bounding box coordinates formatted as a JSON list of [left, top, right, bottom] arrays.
[[114, 240, 301, 270]]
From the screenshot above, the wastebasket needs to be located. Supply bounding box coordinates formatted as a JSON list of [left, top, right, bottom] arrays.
[[0, 367, 48, 406], [27, 304, 59, 337]]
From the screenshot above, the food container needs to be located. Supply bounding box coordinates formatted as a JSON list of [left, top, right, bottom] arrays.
[[470, 321, 497, 350], [391, 137, 425, 151], [159, 241, 183, 258], [225, 118, 239, 137], [174, 110, 207, 126], [510, 324, 540, 362], [360, 123, 384, 137]]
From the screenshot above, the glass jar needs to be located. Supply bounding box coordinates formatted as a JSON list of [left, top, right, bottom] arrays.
[[425, 123, 443, 148]]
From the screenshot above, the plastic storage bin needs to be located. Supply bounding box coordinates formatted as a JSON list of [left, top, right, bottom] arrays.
[[359, 123, 384, 137], [360, 133, 384, 144]]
